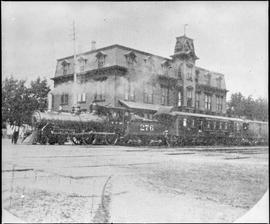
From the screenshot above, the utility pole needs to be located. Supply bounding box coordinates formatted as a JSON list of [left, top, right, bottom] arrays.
[[72, 20, 77, 109]]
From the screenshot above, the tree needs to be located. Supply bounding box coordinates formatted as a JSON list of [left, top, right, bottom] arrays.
[[2, 76, 28, 125], [254, 98, 268, 121], [28, 77, 51, 112], [227, 92, 245, 117], [227, 92, 268, 121], [2, 76, 51, 125]]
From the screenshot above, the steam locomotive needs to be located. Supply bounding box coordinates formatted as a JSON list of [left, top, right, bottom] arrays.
[[31, 103, 268, 146]]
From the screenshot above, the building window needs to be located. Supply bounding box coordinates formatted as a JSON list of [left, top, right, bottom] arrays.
[[130, 83, 135, 101], [186, 65, 193, 80], [77, 93, 86, 103], [177, 91, 182, 106], [125, 51, 137, 65], [206, 73, 211, 85], [213, 121, 216, 129], [216, 77, 222, 88], [123, 79, 129, 100], [61, 60, 70, 76], [205, 94, 212, 111], [187, 88, 193, 107], [183, 118, 187, 127], [191, 119, 195, 127], [95, 81, 106, 100], [61, 94, 69, 105], [63, 65, 68, 75], [177, 64, 182, 79], [78, 57, 87, 72], [96, 51, 107, 68], [216, 95, 223, 112], [124, 79, 136, 101], [143, 83, 153, 104], [161, 86, 169, 105], [195, 70, 199, 82], [195, 92, 200, 109]]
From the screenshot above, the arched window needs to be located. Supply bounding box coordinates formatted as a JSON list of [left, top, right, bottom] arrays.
[[78, 56, 87, 72], [96, 51, 107, 68], [143, 83, 153, 104], [205, 94, 212, 111], [124, 51, 137, 65], [216, 77, 222, 88], [61, 60, 70, 75], [186, 64, 193, 80], [186, 87, 193, 107], [195, 92, 200, 109], [206, 73, 211, 85], [178, 91, 182, 106], [95, 81, 106, 100]]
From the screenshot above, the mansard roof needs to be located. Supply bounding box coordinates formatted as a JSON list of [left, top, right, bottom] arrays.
[[57, 44, 170, 62]]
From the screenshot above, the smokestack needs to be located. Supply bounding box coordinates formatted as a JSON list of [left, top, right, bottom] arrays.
[[91, 41, 96, 51]]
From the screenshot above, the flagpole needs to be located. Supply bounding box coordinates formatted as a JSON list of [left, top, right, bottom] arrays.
[[72, 20, 77, 109]]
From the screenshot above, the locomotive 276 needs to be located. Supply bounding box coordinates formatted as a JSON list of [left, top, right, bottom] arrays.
[[31, 103, 268, 146]]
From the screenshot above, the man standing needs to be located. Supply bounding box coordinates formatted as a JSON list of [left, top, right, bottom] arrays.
[[6, 120, 13, 139], [11, 121, 20, 144]]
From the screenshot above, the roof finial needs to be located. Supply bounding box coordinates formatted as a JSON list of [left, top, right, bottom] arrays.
[[184, 24, 188, 36]]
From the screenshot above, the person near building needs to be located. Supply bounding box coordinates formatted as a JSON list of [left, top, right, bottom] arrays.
[[11, 122, 20, 144], [6, 120, 13, 139]]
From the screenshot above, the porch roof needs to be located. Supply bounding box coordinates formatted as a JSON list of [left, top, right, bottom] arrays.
[[118, 100, 173, 112]]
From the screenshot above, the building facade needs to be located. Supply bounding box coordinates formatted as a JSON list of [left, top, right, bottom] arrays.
[[49, 35, 228, 118]]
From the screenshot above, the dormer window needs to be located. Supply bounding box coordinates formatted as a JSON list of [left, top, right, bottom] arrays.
[[96, 51, 107, 68], [161, 60, 171, 67], [144, 56, 151, 64], [61, 60, 70, 75], [125, 51, 137, 65], [216, 76, 222, 88], [78, 56, 87, 72], [206, 73, 211, 85], [161, 60, 171, 76]]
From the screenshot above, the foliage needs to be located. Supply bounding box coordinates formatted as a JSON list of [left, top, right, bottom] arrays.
[[2, 76, 51, 125], [227, 92, 268, 121]]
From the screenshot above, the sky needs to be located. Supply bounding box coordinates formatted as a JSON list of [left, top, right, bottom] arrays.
[[2, 1, 268, 100]]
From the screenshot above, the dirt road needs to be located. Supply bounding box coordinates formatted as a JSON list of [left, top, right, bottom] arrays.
[[2, 139, 268, 223]]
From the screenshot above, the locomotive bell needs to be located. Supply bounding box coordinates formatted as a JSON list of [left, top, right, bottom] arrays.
[[74, 106, 81, 115], [90, 102, 99, 114]]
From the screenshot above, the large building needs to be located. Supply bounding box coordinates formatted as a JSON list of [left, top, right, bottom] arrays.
[[49, 35, 228, 118]]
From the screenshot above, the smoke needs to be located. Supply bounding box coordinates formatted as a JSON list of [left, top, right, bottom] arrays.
[[51, 54, 171, 104]]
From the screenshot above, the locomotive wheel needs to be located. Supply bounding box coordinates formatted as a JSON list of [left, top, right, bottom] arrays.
[[105, 134, 118, 145], [39, 135, 48, 145], [57, 136, 66, 145], [71, 136, 83, 145], [83, 134, 95, 145], [48, 136, 57, 145]]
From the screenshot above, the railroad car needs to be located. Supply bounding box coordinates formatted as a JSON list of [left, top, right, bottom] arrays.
[[154, 110, 268, 146], [243, 120, 268, 145]]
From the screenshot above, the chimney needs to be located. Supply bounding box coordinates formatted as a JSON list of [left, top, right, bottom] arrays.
[[91, 41, 96, 51]]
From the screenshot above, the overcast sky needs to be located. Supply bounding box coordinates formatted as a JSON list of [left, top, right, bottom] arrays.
[[2, 1, 268, 99]]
